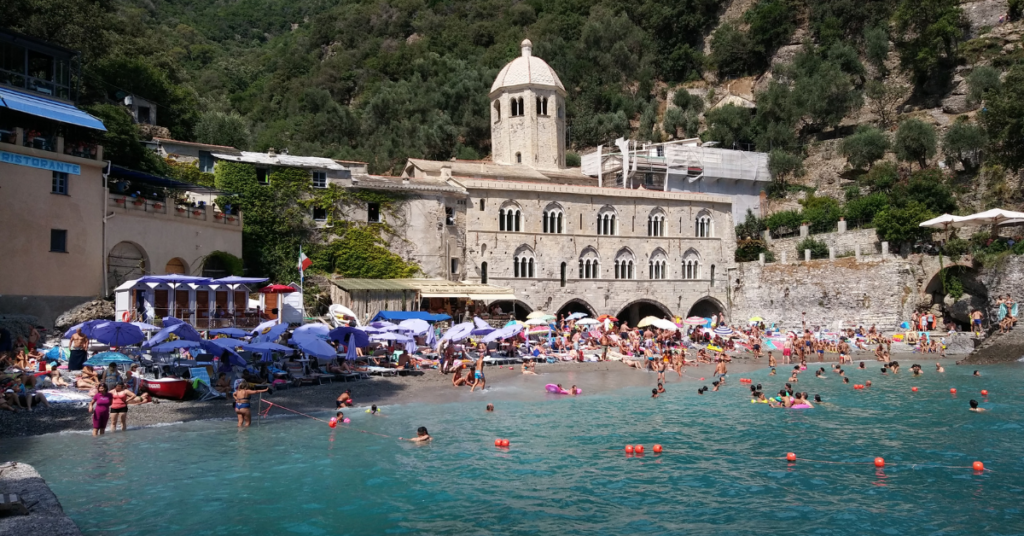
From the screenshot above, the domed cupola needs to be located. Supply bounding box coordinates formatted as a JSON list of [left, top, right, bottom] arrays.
[[489, 40, 567, 170]]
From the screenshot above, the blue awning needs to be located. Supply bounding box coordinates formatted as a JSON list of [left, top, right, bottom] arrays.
[[371, 311, 452, 323], [0, 88, 106, 131]]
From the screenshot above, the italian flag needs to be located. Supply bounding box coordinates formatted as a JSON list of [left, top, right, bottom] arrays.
[[298, 248, 312, 272]]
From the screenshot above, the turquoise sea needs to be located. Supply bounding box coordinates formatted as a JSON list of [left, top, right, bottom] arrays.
[[5, 361, 1024, 535]]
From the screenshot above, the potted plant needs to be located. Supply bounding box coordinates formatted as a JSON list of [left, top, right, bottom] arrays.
[[153, 202, 164, 210], [192, 209, 203, 216], [132, 198, 145, 206], [214, 212, 224, 220], [176, 206, 186, 213], [114, 197, 126, 205], [227, 216, 236, 222]]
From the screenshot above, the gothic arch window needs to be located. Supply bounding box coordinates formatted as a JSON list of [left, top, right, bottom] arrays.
[[597, 206, 617, 236], [648, 249, 668, 280], [536, 97, 541, 116], [710, 264, 716, 285], [560, 262, 567, 287], [682, 249, 702, 280], [493, 101, 501, 122], [517, 97, 524, 116], [578, 247, 601, 279], [481, 262, 488, 284], [647, 209, 666, 237], [516, 152, 522, 164], [614, 248, 636, 280], [499, 202, 522, 232], [511, 98, 519, 117], [695, 210, 714, 238], [543, 203, 564, 234], [513, 246, 535, 279]]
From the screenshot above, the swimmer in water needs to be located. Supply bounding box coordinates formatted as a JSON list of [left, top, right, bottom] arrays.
[[969, 399, 986, 412], [843, 377, 850, 384], [569, 385, 579, 396], [911, 364, 923, 376], [651, 388, 659, 399], [788, 374, 799, 383], [768, 352, 776, 368], [814, 394, 822, 403], [973, 370, 981, 377], [935, 363, 945, 373], [769, 367, 777, 376], [336, 410, 345, 420], [865, 380, 872, 388], [880, 367, 888, 375], [858, 362, 865, 369], [486, 404, 494, 412], [657, 383, 666, 394], [367, 404, 380, 415], [712, 381, 720, 392], [697, 387, 705, 395], [401, 426, 432, 442]]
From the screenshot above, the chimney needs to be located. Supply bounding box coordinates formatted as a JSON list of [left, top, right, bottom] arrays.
[[440, 164, 452, 180], [268, 147, 277, 157]]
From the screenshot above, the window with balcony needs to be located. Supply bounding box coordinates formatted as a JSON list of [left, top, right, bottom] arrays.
[[0, 36, 75, 100]]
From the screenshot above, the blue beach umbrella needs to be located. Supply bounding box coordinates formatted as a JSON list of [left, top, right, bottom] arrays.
[[85, 351, 135, 366], [251, 320, 288, 343], [293, 337, 338, 360], [131, 322, 161, 332], [329, 326, 370, 347], [293, 323, 331, 339], [209, 338, 248, 348], [90, 322, 145, 347], [243, 342, 294, 353], [150, 340, 203, 353], [62, 319, 110, 339], [162, 316, 186, 327], [144, 323, 201, 348], [44, 346, 68, 360], [209, 327, 249, 338], [200, 340, 246, 368]]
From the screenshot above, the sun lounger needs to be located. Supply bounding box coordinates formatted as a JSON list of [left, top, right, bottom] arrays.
[[365, 366, 398, 377]]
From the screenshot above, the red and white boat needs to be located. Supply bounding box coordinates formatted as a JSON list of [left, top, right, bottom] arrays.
[[143, 378, 189, 400]]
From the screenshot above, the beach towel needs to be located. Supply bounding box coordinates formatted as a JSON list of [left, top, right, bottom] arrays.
[[35, 389, 91, 404]]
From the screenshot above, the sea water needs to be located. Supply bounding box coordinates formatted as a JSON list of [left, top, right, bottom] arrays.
[[5, 362, 1024, 535]]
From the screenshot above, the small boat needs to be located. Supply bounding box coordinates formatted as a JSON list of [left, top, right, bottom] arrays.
[[143, 378, 189, 400]]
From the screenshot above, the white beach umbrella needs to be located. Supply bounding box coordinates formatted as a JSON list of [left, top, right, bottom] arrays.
[[957, 208, 1024, 226], [526, 311, 551, 320], [526, 318, 551, 326]]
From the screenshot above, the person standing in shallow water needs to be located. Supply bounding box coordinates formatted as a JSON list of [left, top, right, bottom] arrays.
[[234, 382, 269, 428], [88, 384, 112, 437]]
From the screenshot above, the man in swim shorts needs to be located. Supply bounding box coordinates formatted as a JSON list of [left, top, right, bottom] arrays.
[[971, 309, 984, 337], [470, 354, 485, 392], [336, 389, 353, 408]]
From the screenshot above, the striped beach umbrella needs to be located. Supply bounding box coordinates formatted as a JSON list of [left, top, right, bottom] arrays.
[[714, 326, 734, 336]]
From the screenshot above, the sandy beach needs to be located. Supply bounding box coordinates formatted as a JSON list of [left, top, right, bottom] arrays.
[[0, 351, 962, 438]]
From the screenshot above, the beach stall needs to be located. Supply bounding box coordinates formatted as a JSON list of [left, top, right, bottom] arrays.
[[329, 278, 517, 325], [114, 275, 267, 330]]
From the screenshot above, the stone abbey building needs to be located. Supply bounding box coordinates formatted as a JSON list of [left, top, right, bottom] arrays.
[[209, 40, 768, 325]]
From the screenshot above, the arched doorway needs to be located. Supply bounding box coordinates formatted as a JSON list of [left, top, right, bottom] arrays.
[[615, 299, 672, 328], [687, 297, 725, 319], [107, 241, 147, 291], [165, 257, 188, 275], [202, 255, 228, 278], [555, 299, 596, 319], [487, 300, 533, 321]]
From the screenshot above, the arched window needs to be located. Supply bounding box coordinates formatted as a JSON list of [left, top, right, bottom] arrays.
[[511, 98, 518, 117], [579, 247, 600, 279], [493, 101, 501, 121], [710, 264, 716, 285], [648, 249, 668, 280], [542, 97, 548, 115], [647, 209, 666, 237], [514, 246, 535, 279], [614, 249, 636, 280], [597, 206, 617, 236], [543, 203, 564, 234], [517, 97, 524, 116], [682, 249, 702, 280], [516, 152, 522, 164], [536, 97, 541, 116], [696, 211, 714, 238], [501, 202, 522, 232], [481, 262, 488, 284], [560, 262, 566, 287]]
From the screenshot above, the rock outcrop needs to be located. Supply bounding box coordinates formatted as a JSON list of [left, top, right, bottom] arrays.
[[52, 300, 114, 333]]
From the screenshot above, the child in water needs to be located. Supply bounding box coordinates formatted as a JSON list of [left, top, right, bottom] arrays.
[[657, 383, 666, 394], [651, 388, 659, 399], [969, 399, 986, 412], [367, 405, 381, 415]]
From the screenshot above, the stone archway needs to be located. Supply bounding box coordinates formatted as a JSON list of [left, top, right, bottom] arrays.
[[107, 241, 148, 291], [554, 299, 597, 319], [615, 299, 672, 328], [487, 300, 533, 321], [687, 297, 725, 319], [922, 265, 986, 329]]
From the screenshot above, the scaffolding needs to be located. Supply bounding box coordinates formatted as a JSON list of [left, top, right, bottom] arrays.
[[581, 139, 769, 188]]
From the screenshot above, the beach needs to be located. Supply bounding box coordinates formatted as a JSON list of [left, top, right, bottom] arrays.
[[0, 352, 960, 438]]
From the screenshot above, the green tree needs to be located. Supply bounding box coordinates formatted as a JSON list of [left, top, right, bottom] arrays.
[[864, 26, 890, 76], [967, 65, 1002, 106], [893, 118, 937, 169], [796, 237, 830, 259], [195, 111, 252, 149], [893, 0, 966, 80], [862, 161, 899, 191], [865, 80, 909, 128], [942, 117, 987, 172], [703, 104, 753, 148], [710, 22, 755, 78], [807, 0, 893, 46], [981, 64, 1024, 171], [801, 195, 844, 233], [873, 200, 936, 244], [844, 192, 890, 227], [895, 168, 957, 213], [85, 57, 200, 141], [841, 126, 889, 170], [767, 149, 804, 194], [744, 0, 799, 58], [752, 81, 800, 151], [789, 44, 863, 131]]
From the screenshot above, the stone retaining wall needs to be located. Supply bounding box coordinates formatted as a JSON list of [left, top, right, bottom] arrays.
[[766, 227, 881, 260], [0, 462, 81, 536]]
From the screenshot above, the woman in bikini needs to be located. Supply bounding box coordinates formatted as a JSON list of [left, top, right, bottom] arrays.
[[109, 382, 135, 432], [233, 382, 269, 428]]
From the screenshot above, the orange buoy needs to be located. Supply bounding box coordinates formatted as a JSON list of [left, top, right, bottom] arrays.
[[700, 377, 705, 381], [501, 439, 510, 447], [973, 461, 984, 471], [981, 390, 988, 396], [328, 418, 337, 428], [874, 457, 885, 468], [495, 439, 502, 447], [653, 444, 663, 454], [786, 452, 797, 462], [625, 445, 634, 454], [950, 388, 957, 394], [911, 387, 918, 392], [635, 445, 644, 454]]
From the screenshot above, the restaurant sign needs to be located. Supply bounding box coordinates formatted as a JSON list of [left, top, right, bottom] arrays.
[[0, 150, 81, 175]]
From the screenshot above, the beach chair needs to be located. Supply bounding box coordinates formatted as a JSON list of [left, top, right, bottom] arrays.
[[285, 362, 319, 386], [189, 367, 225, 402]]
